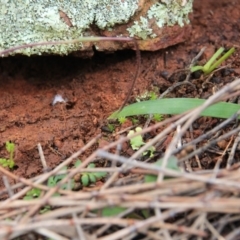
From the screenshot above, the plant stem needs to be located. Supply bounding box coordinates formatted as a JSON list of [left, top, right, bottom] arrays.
[[0, 37, 133, 57], [190, 65, 203, 73], [206, 47, 235, 75], [202, 47, 224, 73]]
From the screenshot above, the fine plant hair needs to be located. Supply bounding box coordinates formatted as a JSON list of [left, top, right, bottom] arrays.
[[0, 37, 141, 110]]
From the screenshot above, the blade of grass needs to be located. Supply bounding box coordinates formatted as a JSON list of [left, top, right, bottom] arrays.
[[109, 98, 240, 119], [202, 47, 224, 73], [205, 47, 235, 75]]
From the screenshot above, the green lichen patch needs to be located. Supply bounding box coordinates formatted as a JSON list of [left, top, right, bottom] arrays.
[[0, 0, 139, 56], [95, 0, 139, 29], [127, 17, 157, 40], [127, 0, 193, 40]]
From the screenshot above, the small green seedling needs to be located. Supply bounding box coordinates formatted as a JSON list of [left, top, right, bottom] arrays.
[[127, 127, 155, 156], [23, 187, 51, 213], [152, 113, 163, 122], [107, 123, 115, 133], [100, 206, 127, 217], [191, 47, 235, 75], [75, 159, 107, 187], [127, 127, 145, 150], [24, 166, 71, 201], [144, 156, 180, 183], [23, 188, 42, 200], [24, 160, 107, 202], [0, 141, 15, 169], [131, 117, 139, 125], [81, 163, 107, 187], [118, 116, 127, 124], [142, 146, 155, 158], [47, 166, 75, 196], [136, 90, 158, 102]]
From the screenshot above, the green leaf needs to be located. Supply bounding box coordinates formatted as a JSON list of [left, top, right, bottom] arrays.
[[47, 166, 68, 188], [0, 158, 14, 169], [74, 159, 82, 167], [81, 174, 89, 187], [144, 156, 180, 183], [0, 158, 8, 168], [24, 188, 42, 200], [4, 141, 15, 168], [8, 159, 15, 169], [109, 98, 240, 120], [75, 160, 107, 186], [53, 166, 67, 182], [47, 176, 57, 187], [141, 209, 151, 219], [6, 141, 15, 153], [131, 118, 139, 124], [94, 171, 107, 179], [206, 47, 235, 75], [40, 205, 51, 214], [127, 127, 145, 150], [87, 163, 95, 168], [142, 146, 155, 157], [23, 195, 34, 200], [191, 47, 235, 75], [52, 192, 61, 197], [202, 47, 224, 73], [107, 124, 115, 132], [53, 174, 66, 183], [89, 173, 97, 183], [101, 206, 126, 217], [60, 179, 75, 190]]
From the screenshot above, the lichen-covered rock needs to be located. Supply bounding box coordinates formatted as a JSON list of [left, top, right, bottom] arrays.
[[0, 0, 193, 56]]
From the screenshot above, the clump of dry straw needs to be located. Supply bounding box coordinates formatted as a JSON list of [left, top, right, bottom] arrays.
[[1, 78, 240, 240]]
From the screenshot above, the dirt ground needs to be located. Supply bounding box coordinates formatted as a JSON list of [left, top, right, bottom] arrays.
[[0, 0, 240, 185]]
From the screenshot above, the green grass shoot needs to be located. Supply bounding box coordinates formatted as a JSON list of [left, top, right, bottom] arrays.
[[191, 47, 235, 75]]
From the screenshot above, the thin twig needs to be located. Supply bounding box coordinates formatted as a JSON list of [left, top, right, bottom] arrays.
[[37, 143, 49, 173], [2, 176, 14, 197]]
